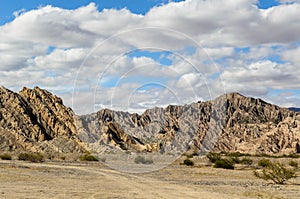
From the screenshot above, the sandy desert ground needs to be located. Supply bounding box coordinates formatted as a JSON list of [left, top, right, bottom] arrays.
[[0, 157, 299, 199]]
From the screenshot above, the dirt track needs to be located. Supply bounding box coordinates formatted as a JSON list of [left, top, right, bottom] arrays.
[[0, 160, 299, 199]]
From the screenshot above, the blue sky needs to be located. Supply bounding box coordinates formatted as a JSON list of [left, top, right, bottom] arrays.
[[0, 0, 184, 25], [0, 0, 299, 114], [257, 0, 280, 8], [0, 0, 282, 25]]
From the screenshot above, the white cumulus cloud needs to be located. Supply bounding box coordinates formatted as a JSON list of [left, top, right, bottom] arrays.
[[0, 1, 300, 114]]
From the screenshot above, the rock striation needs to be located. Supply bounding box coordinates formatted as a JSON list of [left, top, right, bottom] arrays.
[[0, 85, 299, 155], [0, 86, 84, 153], [78, 93, 300, 155]]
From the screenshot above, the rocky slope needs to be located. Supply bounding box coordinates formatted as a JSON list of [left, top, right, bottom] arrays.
[[0, 86, 299, 155], [77, 93, 300, 155], [0, 86, 84, 153]]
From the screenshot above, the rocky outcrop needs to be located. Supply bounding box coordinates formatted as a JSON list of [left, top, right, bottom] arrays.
[[210, 93, 299, 154], [78, 92, 300, 155], [1, 85, 299, 155], [0, 86, 84, 153]]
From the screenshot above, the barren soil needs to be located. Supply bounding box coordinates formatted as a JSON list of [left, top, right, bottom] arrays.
[[0, 158, 299, 199]]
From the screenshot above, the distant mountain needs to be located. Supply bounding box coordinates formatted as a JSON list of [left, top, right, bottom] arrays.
[[0, 86, 299, 155], [289, 107, 300, 112]]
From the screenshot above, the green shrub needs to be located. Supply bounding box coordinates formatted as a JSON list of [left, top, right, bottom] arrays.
[[214, 158, 234, 169], [289, 160, 298, 168], [254, 161, 297, 184], [134, 155, 153, 164], [183, 159, 194, 166], [206, 152, 221, 163], [192, 152, 199, 156], [256, 153, 272, 158], [289, 154, 299, 158], [79, 154, 98, 161], [240, 157, 253, 165], [230, 157, 241, 164], [258, 158, 271, 168], [18, 153, 43, 162], [282, 154, 299, 158], [0, 153, 12, 160], [227, 152, 245, 157], [255, 153, 299, 158], [228, 157, 253, 165]]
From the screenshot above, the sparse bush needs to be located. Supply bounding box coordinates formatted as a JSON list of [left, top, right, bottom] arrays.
[[18, 153, 43, 162], [214, 158, 234, 169], [230, 157, 241, 164], [282, 154, 299, 158], [192, 152, 199, 156], [206, 152, 221, 163], [0, 153, 12, 160], [183, 159, 194, 166], [227, 152, 245, 157], [134, 155, 153, 164], [255, 153, 300, 158], [258, 158, 271, 168], [240, 157, 253, 165], [79, 154, 98, 161], [256, 153, 272, 158], [289, 160, 298, 168], [254, 161, 297, 184]]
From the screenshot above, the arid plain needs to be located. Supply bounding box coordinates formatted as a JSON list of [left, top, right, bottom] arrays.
[[0, 155, 299, 199]]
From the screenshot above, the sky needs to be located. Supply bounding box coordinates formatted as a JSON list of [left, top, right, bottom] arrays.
[[0, 0, 300, 115]]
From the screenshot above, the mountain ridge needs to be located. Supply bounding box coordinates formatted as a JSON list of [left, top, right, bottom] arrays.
[[77, 90, 300, 155], [0, 86, 299, 156]]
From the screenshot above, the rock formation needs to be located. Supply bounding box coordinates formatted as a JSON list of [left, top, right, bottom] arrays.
[[78, 92, 300, 155], [0, 85, 299, 155], [0, 86, 84, 153]]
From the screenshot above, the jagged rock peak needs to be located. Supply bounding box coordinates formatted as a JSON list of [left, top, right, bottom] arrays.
[[0, 85, 84, 153], [20, 86, 64, 105], [1, 85, 299, 155], [225, 92, 245, 98], [216, 92, 260, 104], [0, 85, 12, 92], [78, 91, 299, 155], [0, 86, 19, 98]]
